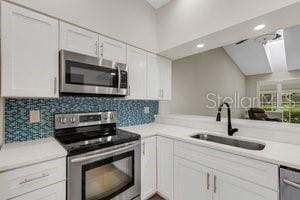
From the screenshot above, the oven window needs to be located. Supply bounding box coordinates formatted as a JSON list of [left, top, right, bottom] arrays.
[[82, 151, 134, 200], [65, 60, 118, 88]]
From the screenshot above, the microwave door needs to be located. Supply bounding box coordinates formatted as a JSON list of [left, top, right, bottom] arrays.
[[60, 50, 127, 96]]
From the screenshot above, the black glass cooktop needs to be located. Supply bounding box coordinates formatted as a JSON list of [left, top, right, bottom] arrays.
[[54, 124, 140, 156]]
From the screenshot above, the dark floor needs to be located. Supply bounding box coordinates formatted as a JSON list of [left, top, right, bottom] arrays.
[[148, 194, 165, 200]]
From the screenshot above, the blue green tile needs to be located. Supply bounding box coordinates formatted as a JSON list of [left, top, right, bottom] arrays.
[[5, 97, 158, 143]]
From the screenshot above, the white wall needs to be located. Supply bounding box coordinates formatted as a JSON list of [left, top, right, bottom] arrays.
[[8, 0, 158, 53], [161, 47, 246, 118], [156, 0, 299, 52]]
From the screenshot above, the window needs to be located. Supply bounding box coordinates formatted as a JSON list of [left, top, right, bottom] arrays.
[[260, 92, 277, 111], [282, 92, 300, 123], [257, 79, 300, 124]]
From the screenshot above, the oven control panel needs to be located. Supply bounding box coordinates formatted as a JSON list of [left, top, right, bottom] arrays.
[[55, 111, 117, 129]]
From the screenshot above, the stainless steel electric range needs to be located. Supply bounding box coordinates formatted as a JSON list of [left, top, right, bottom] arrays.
[[54, 111, 141, 200]]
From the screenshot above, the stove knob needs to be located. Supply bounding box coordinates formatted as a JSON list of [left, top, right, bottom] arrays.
[[70, 117, 76, 123], [103, 114, 108, 120], [110, 114, 114, 120], [60, 117, 67, 124]]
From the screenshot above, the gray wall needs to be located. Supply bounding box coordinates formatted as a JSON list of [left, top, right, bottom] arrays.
[[160, 47, 246, 118]]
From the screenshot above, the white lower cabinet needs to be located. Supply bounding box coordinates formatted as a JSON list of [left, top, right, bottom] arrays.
[[139, 136, 278, 200], [212, 170, 278, 200], [174, 156, 278, 200], [174, 157, 212, 200], [141, 137, 157, 200], [11, 181, 66, 200], [173, 141, 278, 200], [0, 158, 66, 200], [157, 137, 174, 200]]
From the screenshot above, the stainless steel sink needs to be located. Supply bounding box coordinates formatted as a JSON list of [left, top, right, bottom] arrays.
[[191, 133, 265, 151]]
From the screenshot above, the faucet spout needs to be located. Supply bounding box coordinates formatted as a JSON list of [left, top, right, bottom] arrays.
[[216, 102, 238, 136]]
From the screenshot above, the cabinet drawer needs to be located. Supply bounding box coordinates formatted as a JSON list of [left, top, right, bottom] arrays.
[[11, 181, 66, 200], [0, 158, 66, 199], [174, 141, 278, 191]]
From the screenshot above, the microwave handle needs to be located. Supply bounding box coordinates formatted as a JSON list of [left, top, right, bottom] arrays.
[[117, 64, 121, 91]]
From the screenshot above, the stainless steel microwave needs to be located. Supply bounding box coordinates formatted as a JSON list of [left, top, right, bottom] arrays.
[[60, 50, 128, 96]]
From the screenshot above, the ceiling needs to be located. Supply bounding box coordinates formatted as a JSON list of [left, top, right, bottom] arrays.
[[224, 25, 300, 76], [159, 2, 300, 60], [146, 0, 171, 9]]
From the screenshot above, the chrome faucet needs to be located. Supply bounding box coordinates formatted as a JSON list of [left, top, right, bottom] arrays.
[[216, 102, 238, 136]]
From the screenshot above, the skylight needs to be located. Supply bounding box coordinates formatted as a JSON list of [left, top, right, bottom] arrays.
[[264, 30, 288, 73]]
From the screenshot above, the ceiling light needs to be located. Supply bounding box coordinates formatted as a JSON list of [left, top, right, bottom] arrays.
[[197, 43, 205, 48], [254, 24, 266, 31]]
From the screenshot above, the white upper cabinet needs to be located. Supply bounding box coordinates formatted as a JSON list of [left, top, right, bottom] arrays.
[[146, 54, 172, 100], [1, 2, 59, 98], [100, 36, 127, 63], [147, 53, 160, 100], [127, 46, 147, 99], [60, 22, 99, 57], [159, 57, 172, 100], [141, 137, 157, 200]]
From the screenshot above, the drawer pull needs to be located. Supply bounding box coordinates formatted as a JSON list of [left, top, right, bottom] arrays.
[[19, 173, 50, 185], [214, 175, 217, 193], [207, 173, 210, 190]]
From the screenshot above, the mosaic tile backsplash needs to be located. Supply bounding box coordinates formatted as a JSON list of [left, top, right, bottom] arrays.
[[5, 97, 158, 143]]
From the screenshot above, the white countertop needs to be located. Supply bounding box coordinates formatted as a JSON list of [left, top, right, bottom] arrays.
[[0, 137, 67, 172], [120, 123, 300, 170]]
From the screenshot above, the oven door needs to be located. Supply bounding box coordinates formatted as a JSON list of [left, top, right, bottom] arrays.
[[68, 141, 141, 200], [60, 50, 128, 96]]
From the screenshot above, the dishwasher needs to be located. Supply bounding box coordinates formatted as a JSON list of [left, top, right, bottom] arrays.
[[280, 167, 300, 200]]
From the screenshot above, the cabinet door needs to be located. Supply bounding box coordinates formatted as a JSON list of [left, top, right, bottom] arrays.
[[213, 170, 278, 200], [1, 2, 59, 98], [159, 57, 172, 100], [141, 137, 157, 200], [174, 157, 213, 200], [11, 181, 65, 200], [147, 53, 160, 100], [127, 46, 147, 99], [157, 137, 174, 200], [60, 22, 99, 57], [100, 36, 126, 63]]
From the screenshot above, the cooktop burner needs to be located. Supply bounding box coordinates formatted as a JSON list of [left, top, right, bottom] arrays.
[[54, 112, 140, 156]]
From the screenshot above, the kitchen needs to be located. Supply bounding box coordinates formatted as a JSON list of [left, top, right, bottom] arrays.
[[1, 0, 300, 200]]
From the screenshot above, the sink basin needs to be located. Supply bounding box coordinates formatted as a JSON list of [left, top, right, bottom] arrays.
[[191, 133, 265, 151]]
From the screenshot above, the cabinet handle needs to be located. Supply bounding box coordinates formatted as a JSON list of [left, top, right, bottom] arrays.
[[142, 143, 145, 155], [159, 89, 163, 98], [207, 173, 210, 190], [100, 44, 104, 57], [213, 175, 217, 193], [19, 173, 50, 185], [128, 85, 131, 96], [54, 77, 57, 95], [95, 41, 99, 55], [161, 89, 164, 98]]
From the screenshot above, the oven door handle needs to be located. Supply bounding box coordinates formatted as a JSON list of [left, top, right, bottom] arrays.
[[117, 64, 121, 92], [283, 179, 300, 189], [70, 142, 139, 163]]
